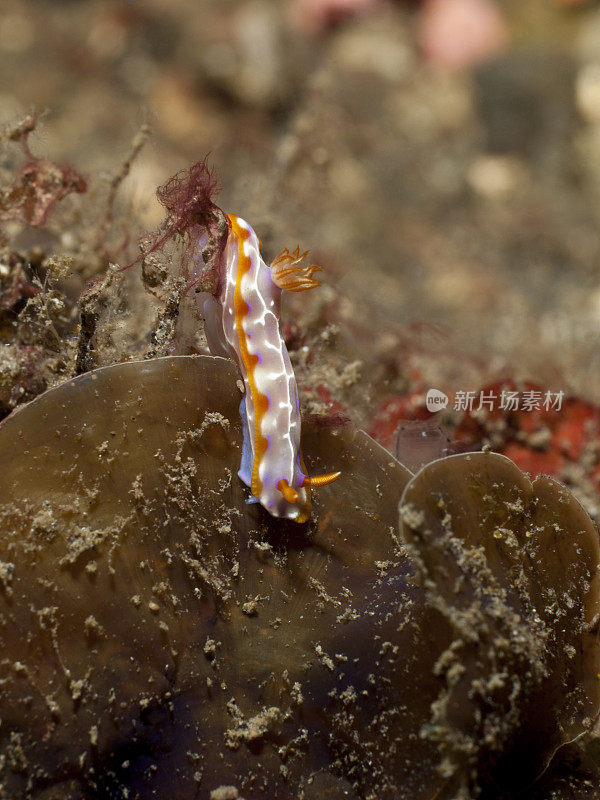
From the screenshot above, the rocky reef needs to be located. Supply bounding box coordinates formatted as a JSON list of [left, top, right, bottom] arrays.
[[0, 354, 598, 799]]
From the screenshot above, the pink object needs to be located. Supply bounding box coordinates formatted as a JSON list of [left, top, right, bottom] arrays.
[[290, 0, 382, 33], [396, 418, 450, 473], [418, 0, 509, 70]]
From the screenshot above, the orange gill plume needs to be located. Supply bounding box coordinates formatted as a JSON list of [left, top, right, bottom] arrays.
[[270, 245, 323, 292]]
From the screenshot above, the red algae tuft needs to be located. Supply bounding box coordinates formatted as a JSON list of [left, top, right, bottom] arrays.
[[0, 114, 86, 233], [129, 157, 229, 293]]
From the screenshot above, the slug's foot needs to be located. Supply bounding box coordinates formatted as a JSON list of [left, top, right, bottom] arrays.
[[271, 246, 322, 292]]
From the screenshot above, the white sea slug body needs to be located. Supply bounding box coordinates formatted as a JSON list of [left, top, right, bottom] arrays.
[[202, 213, 339, 523]]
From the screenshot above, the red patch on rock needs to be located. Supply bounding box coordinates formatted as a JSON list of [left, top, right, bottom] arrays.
[[455, 378, 600, 485]]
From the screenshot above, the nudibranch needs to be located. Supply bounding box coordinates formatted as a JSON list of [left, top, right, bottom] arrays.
[[202, 214, 340, 522]]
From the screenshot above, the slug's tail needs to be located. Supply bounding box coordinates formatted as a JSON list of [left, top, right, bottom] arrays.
[[277, 472, 340, 502], [271, 246, 323, 292], [277, 479, 300, 504], [277, 472, 341, 505]]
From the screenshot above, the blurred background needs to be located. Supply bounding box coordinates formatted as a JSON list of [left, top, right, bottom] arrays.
[[3, 0, 600, 445]]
